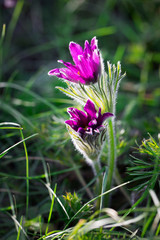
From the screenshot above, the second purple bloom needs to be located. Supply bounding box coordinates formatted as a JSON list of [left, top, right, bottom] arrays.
[[65, 99, 113, 138]]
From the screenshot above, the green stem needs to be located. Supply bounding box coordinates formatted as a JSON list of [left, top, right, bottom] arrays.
[[20, 129, 29, 218], [91, 156, 101, 177], [88, 155, 103, 209], [69, 157, 93, 199], [104, 118, 116, 207]]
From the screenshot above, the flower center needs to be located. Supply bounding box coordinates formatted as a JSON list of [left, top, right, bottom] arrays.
[[83, 126, 88, 130]]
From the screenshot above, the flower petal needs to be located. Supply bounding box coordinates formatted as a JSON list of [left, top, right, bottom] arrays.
[[59, 68, 82, 83], [66, 99, 113, 138], [86, 127, 93, 135], [49, 37, 101, 85], [65, 120, 79, 131], [48, 68, 61, 76], [68, 108, 88, 126], [58, 60, 80, 73], [77, 55, 95, 82], [91, 37, 98, 51], [92, 49, 100, 67], [84, 99, 97, 119], [77, 127, 85, 135], [98, 112, 113, 125], [49, 68, 69, 80], [69, 42, 83, 65], [88, 119, 97, 127], [84, 40, 92, 57]]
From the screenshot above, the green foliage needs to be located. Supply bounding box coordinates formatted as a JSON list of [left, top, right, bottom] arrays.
[[139, 135, 160, 157], [63, 192, 92, 218], [127, 135, 160, 237], [128, 135, 160, 192]]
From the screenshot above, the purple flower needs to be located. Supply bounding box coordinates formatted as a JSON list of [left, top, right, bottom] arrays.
[[3, 0, 17, 8], [48, 37, 101, 85], [65, 100, 113, 138]]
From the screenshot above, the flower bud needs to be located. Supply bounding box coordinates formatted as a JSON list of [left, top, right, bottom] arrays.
[[65, 99, 113, 163]]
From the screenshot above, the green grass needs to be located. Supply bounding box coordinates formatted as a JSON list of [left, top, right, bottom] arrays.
[[0, 0, 160, 239]]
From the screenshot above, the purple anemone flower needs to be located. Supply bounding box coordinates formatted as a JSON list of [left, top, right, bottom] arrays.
[[48, 37, 101, 85], [65, 100, 113, 138]]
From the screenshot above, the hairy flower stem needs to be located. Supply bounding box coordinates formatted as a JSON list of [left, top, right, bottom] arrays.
[[103, 117, 116, 207], [88, 155, 103, 209], [90, 156, 101, 177]]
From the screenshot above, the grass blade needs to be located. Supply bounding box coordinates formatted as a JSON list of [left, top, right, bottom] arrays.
[[45, 184, 57, 236]]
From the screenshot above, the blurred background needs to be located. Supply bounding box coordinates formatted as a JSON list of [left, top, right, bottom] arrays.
[[0, 0, 160, 238]]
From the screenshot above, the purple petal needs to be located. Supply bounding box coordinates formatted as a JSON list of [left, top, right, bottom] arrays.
[[77, 55, 95, 81], [48, 68, 61, 76], [65, 120, 79, 131], [91, 37, 98, 51], [48, 68, 78, 82], [57, 68, 82, 83], [98, 112, 113, 125], [92, 49, 100, 66], [84, 40, 92, 57], [94, 127, 100, 133], [88, 119, 97, 127], [86, 127, 93, 135], [52, 66, 89, 84], [97, 107, 103, 117], [67, 108, 79, 120], [69, 42, 83, 65], [68, 108, 88, 126], [58, 60, 79, 72], [84, 100, 97, 119], [57, 60, 92, 85], [77, 127, 85, 135]]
